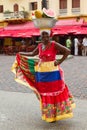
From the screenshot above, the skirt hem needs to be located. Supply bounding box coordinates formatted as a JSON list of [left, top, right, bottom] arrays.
[[42, 112, 73, 122]]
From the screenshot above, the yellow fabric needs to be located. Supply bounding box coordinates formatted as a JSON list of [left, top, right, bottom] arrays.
[[40, 102, 76, 122], [35, 61, 59, 72], [42, 112, 73, 122], [11, 60, 18, 74], [71, 103, 76, 109]]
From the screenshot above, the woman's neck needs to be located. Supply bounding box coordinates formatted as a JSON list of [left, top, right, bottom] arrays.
[[43, 41, 50, 45], [42, 42, 51, 50]]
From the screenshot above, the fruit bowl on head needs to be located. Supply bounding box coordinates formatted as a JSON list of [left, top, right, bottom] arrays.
[[33, 18, 57, 29]]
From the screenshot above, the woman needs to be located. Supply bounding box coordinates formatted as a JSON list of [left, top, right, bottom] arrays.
[[12, 31, 75, 122]]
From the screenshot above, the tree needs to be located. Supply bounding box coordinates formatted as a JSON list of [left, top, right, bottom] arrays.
[[42, 0, 47, 9]]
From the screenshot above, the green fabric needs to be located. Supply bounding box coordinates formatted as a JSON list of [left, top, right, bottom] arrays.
[[28, 59, 35, 75]]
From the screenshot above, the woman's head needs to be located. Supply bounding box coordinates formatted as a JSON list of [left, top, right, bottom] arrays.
[[41, 31, 50, 44]]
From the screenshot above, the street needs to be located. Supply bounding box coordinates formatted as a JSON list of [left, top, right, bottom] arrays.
[[0, 55, 87, 130], [0, 55, 87, 99]]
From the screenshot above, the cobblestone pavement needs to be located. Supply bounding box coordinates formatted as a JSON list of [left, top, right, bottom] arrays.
[[0, 55, 87, 99]]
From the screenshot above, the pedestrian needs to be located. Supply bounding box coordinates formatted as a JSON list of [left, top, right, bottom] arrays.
[[82, 36, 87, 56], [12, 30, 75, 123], [78, 37, 83, 56], [66, 36, 72, 53], [66, 36, 72, 49], [74, 37, 80, 56]]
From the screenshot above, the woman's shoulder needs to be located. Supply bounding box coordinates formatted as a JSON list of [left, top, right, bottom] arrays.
[[37, 42, 43, 49], [51, 41, 58, 47], [50, 41, 58, 50]]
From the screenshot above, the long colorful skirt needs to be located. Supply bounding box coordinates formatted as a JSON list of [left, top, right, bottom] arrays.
[[12, 54, 75, 122]]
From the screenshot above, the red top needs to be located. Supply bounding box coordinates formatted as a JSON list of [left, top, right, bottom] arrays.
[[38, 42, 57, 62]]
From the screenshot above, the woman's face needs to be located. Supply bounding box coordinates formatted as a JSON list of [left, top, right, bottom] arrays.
[[41, 32, 50, 44]]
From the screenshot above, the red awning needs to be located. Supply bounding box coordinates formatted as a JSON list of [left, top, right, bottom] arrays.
[[2, 22, 40, 37], [52, 18, 85, 35], [52, 24, 87, 35], [0, 30, 12, 37], [4, 22, 36, 30], [11, 29, 40, 37], [11, 30, 31, 38], [53, 19, 84, 27], [74, 27, 87, 35], [1, 19, 87, 37]]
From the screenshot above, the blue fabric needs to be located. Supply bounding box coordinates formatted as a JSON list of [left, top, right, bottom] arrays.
[[35, 71, 61, 82]]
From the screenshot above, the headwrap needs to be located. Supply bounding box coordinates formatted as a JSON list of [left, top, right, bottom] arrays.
[[40, 29, 51, 36]]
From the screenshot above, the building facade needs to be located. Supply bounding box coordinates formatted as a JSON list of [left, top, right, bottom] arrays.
[[0, 0, 87, 55], [0, 0, 87, 21]]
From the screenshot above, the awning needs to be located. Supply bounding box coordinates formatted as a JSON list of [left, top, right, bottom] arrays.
[[0, 19, 87, 37], [52, 18, 85, 35], [0, 30, 12, 37], [52, 20, 87, 36], [52, 26, 76, 35], [0, 29, 40, 38], [4, 22, 36, 30], [53, 19, 84, 27], [1, 21, 40, 37], [74, 27, 87, 35], [0, 22, 40, 37]]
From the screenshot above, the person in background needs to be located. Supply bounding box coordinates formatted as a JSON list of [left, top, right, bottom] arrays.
[[66, 36, 72, 52], [31, 36, 38, 46], [19, 39, 26, 52], [21, 39, 25, 45], [74, 37, 80, 56], [12, 31, 75, 123], [82, 36, 87, 56], [78, 37, 83, 56]]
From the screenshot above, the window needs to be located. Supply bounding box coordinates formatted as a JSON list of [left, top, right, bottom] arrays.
[[72, 0, 80, 8], [41, 0, 49, 9], [0, 5, 3, 13], [59, 0, 67, 9], [14, 4, 19, 12], [30, 2, 37, 10]]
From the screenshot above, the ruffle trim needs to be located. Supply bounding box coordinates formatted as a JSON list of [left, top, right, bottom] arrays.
[[42, 112, 73, 122], [41, 103, 76, 122]]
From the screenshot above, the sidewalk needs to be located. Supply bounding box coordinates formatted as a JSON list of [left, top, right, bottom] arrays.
[[0, 90, 87, 130]]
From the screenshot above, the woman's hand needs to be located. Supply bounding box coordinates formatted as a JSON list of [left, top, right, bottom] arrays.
[[54, 42, 70, 66], [54, 60, 61, 66]]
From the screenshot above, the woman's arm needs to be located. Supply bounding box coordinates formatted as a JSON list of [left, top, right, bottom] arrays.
[[19, 46, 39, 56], [54, 42, 70, 66]]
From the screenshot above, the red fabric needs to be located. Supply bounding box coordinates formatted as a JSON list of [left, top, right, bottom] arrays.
[[16, 54, 35, 87], [41, 85, 70, 103], [36, 42, 72, 103], [38, 42, 57, 61], [36, 80, 65, 93]]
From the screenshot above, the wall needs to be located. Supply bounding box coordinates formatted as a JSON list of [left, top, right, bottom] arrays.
[[0, 0, 87, 21]]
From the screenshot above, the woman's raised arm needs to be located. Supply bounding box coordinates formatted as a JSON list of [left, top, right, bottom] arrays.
[[19, 46, 39, 56]]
